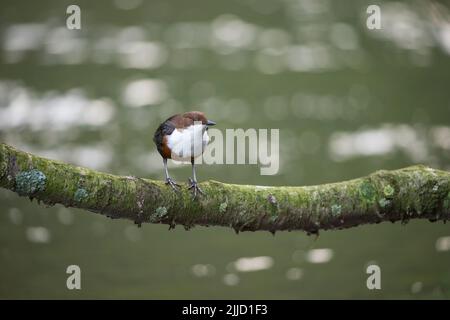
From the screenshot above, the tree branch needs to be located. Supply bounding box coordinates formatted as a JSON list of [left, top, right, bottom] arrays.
[[1, 142, 450, 234]]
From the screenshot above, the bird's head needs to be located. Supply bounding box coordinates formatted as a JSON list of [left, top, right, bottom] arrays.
[[183, 111, 216, 130]]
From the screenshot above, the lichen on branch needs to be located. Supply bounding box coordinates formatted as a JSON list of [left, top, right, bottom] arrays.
[[1, 142, 450, 234]]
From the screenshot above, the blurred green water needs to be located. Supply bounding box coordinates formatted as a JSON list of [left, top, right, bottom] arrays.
[[0, 0, 449, 299]]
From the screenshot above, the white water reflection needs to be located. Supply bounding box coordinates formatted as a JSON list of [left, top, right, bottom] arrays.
[[164, 22, 211, 49], [3, 23, 47, 63], [191, 264, 216, 277], [329, 125, 431, 162], [117, 41, 168, 69], [232, 256, 274, 272], [44, 27, 88, 65], [286, 267, 303, 280], [26, 226, 51, 244], [286, 44, 336, 72], [223, 273, 240, 286], [255, 49, 285, 74], [330, 23, 359, 51], [8, 208, 23, 225], [411, 281, 423, 294], [3, 1, 449, 73], [364, 2, 450, 57], [0, 82, 115, 131], [431, 127, 450, 151], [211, 15, 258, 53], [435, 236, 450, 252], [306, 248, 333, 264], [122, 79, 167, 107], [57, 208, 74, 226], [371, 3, 432, 51]]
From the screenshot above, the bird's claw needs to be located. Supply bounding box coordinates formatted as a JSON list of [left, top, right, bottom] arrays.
[[165, 177, 181, 192], [188, 178, 204, 199]]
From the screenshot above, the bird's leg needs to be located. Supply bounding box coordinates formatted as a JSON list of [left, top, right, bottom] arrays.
[[164, 158, 180, 191], [188, 158, 204, 199]]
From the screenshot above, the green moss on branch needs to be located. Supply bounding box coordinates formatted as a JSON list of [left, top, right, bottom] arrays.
[[1, 142, 450, 233]]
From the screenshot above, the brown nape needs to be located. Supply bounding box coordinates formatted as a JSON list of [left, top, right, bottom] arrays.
[[167, 111, 208, 129], [183, 111, 208, 125]]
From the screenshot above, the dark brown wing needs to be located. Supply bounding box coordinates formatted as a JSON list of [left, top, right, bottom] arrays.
[[153, 120, 176, 158]]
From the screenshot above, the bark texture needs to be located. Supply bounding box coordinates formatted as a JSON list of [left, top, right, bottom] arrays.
[[1, 142, 450, 233]]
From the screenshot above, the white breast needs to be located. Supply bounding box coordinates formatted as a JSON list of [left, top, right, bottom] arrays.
[[167, 124, 209, 160]]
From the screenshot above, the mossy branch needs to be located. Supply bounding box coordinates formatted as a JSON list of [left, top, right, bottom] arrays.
[[1, 142, 450, 234]]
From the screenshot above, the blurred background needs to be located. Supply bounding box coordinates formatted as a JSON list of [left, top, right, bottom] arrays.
[[1, 0, 450, 299]]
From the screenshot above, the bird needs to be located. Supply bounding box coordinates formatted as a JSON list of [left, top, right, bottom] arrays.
[[153, 111, 216, 198]]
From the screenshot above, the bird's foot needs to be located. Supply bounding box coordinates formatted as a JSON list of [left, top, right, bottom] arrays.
[[165, 177, 181, 192], [188, 178, 204, 199]]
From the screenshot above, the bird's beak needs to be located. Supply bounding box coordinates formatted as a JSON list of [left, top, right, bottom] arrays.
[[206, 120, 216, 126]]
